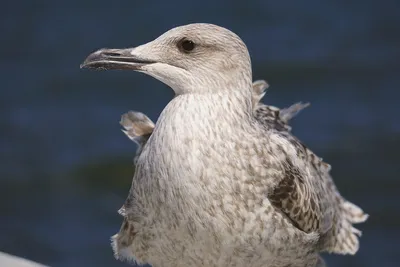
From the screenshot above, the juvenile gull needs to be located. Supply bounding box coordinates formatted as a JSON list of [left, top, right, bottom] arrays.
[[81, 23, 368, 267]]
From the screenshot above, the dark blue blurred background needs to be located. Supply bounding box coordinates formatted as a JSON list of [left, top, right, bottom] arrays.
[[1, 0, 399, 266]]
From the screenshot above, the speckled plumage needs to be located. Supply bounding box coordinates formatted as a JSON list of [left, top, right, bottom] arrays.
[[82, 23, 368, 267], [120, 80, 309, 163]]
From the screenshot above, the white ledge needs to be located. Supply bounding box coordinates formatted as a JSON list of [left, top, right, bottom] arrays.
[[0, 252, 47, 267]]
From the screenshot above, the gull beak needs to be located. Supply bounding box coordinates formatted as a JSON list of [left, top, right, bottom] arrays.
[[80, 48, 157, 70]]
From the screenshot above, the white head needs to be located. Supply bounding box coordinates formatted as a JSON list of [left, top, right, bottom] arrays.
[[81, 23, 253, 96]]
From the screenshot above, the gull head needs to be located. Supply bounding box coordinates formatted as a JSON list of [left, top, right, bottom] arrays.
[[81, 23, 252, 95]]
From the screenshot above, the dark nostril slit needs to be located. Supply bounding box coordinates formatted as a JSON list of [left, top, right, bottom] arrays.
[[103, 52, 121, 57]]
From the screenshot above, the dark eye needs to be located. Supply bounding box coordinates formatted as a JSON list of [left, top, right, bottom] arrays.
[[178, 39, 196, 53]]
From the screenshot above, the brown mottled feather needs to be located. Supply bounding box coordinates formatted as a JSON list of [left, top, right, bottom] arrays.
[[268, 156, 325, 235]]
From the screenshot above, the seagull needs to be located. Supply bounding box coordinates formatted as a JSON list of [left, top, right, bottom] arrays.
[[81, 23, 368, 267]]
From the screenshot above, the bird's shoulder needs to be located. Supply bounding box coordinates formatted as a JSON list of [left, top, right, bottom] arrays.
[[254, 102, 310, 132], [246, 118, 336, 235]]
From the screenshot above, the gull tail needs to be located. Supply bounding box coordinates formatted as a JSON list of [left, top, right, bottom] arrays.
[[342, 201, 369, 224], [322, 200, 368, 255]]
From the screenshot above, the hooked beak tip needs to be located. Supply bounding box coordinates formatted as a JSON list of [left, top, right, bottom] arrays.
[[80, 49, 107, 69], [80, 48, 157, 71]]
